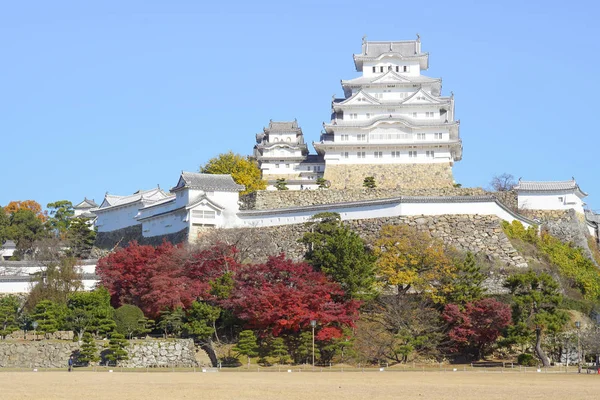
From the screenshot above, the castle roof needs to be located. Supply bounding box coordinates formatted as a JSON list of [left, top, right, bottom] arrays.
[[74, 198, 98, 209], [171, 172, 245, 193], [514, 179, 588, 197], [353, 39, 428, 71], [96, 188, 171, 212], [263, 120, 302, 133]]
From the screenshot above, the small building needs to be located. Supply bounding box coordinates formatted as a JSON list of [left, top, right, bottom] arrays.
[[514, 179, 588, 214], [254, 120, 324, 190], [1, 240, 16, 260], [94, 187, 173, 232], [73, 198, 99, 217]]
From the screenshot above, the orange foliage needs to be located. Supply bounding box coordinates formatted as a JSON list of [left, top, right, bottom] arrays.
[[4, 200, 47, 222]]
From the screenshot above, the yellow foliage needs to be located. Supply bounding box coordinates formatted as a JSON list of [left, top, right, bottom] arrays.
[[374, 225, 456, 303], [200, 151, 267, 195], [4, 200, 47, 222]]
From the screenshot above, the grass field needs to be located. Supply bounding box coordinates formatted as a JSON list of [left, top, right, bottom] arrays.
[[1, 370, 599, 400]]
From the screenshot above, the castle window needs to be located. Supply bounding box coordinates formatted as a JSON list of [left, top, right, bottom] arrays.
[[357, 152, 366, 158], [558, 197, 564, 203], [380, 66, 384, 72], [426, 112, 435, 118], [403, 66, 408, 72], [286, 164, 290, 168], [417, 133, 426, 140], [409, 151, 417, 158], [275, 164, 280, 168], [372, 66, 376, 73], [342, 152, 349, 158], [392, 151, 400, 158], [357, 134, 366, 141], [374, 151, 383, 158], [412, 112, 418, 118], [340, 134, 349, 141], [426, 150, 435, 158], [434, 132, 443, 140], [395, 66, 399, 72], [366, 113, 371, 119]]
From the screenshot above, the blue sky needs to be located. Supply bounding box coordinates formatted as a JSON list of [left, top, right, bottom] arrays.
[[1, 0, 599, 210]]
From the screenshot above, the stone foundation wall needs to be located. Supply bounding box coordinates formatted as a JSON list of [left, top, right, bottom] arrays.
[[240, 187, 487, 211], [0, 339, 198, 368], [237, 214, 526, 269], [94, 225, 189, 250], [323, 163, 454, 190]]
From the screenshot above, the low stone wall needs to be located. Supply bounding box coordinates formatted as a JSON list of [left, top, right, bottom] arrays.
[[323, 163, 455, 189], [0, 339, 198, 369], [238, 214, 527, 269], [94, 225, 189, 249], [240, 187, 488, 211]]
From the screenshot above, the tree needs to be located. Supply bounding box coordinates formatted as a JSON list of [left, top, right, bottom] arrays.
[[66, 217, 96, 258], [233, 330, 259, 368], [275, 178, 288, 191], [27, 256, 83, 309], [4, 209, 48, 259], [31, 300, 67, 338], [224, 254, 359, 337], [78, 332, 100, 365], [269, 337, 289, 364], [0, 206, 9, 244], [158, 307, 185, 338], [316, 178, 328, 189], [200, 151, 266, 195], [0, 295, 21, 339], [443, 252, 486, 305], [363, 176, 376, 189], [442, 298, 512, 360], [182, 301, 220, 342], [505, 271, 569, 367], [66, 287, 115, 341], [105, 333, 129, 366], [4, 200, 47, 222], [46, 200, 74, 236], [301, 212, 377, 301], [374, 225, 456, 303], [114, 305, 147, 339], [490, 173, 516, 192]]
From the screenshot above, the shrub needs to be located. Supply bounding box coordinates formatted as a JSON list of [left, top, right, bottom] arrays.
[[517, 353, 537, 366]]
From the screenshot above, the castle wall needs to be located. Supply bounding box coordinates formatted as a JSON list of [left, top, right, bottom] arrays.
[[322, 162, 454, 190]]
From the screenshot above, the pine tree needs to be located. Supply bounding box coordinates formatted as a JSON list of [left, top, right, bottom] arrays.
[[233, 330, 258, 368], [78, 332, 100, 365], [363, 176, 376, 189], [106, 333, 129, 366], [269, 337, 289, 365], [275, 178, 289, 190], [444, 252, 485, 305]]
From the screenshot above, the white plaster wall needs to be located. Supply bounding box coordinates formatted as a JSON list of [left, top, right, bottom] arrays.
[[142, 210, 188, 237], [518, 192, 585, 214], [95, 203, 142, 232], [324, 149, 452, 164]]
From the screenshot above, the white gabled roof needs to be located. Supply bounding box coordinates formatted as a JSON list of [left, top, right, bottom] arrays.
[[97, 187, 172, 212], [74, 198, 98, 209], [515, 179, 588, 197], [334, 89, 380, 106]]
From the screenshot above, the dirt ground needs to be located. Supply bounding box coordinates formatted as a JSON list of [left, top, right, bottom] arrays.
[[1, 371, 599, 400]]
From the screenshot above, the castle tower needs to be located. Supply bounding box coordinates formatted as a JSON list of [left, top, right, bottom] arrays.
[[254, 120, 324, 190], [314, 37, 462, 189]]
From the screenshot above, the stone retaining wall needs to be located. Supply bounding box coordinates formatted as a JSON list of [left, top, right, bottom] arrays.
[[237, 214, 526, 269], [323, 163, 454, 189], [0, 339, 198, 369], [94, 225, 189, 250], [240, 187, 488, 211]]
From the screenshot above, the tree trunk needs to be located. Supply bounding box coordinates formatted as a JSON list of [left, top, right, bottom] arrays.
[[535, 328, 551, 367], [200, 339, 218, 368]]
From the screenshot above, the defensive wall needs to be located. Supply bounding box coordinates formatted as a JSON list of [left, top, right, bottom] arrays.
[[0, 338, 198, 369]]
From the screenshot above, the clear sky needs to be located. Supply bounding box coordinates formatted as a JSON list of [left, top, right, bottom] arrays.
[[1, 0, 599, 211]]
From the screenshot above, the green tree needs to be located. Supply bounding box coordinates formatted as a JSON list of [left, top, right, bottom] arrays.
[[294, 331, 320, 365], [233, 330, 259, 368], [182, 301, 220, 342], [363, 176, 376, 189], [158, 308, 185, 338], [301, 212, 377, 301], [78, 332, 100, 365], [275, 178, 289, 191], [0, 295, 21, 339], [46, 200, 74, 236], [67, 287, 115, 341], [27, 256, 84, 308], [316, 178, 328, 189], [443, 252, 485, 305], [0, 206, 9, 244], [4, 209, 48, 259], [114, 304, 147, 339], [200, 151, 266, 195], [505, 271, 569, 367], [105, 333, 129, 366], [31, 300, 67, 338], [66, 217, 96, 258], [269, 337, 289, 365]]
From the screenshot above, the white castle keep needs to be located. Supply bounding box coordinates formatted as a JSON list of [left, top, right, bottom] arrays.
[[256, 36, 461, 190]]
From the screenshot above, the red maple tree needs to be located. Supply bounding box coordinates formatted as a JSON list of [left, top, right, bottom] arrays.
[[442, 298, 512, 360]]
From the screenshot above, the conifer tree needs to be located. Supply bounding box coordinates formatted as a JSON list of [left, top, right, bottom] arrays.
[[78, 332, 100, 365], [443, 252, 485, 305], [269, 337, 289, 365], [106, 333, 129, 366], [233, 330, 258, 368]]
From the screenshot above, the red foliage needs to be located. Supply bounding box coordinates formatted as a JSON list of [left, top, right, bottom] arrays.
[[442, 298, 512, 357], [97, 242, 241, 318], [223, 254, 360, 336]]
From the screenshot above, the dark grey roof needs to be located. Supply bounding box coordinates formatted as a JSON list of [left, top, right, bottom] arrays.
[[361, 41, 421, 58], [74, 198, 98, 209], [300, 155, 325, 164], [263, 120, 302, 134], [514, 180, 587, 196], [172, 172, 245, 192], [2, 240, 16, 249]]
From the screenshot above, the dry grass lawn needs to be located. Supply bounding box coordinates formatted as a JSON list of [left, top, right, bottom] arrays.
[[1, 371, 599, 399]]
